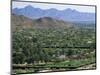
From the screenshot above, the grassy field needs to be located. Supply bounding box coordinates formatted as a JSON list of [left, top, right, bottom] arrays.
[[13, 57, 96, 74]]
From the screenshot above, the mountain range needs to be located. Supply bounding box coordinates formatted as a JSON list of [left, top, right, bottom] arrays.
[[12, 14, 73, 30], [12, 5, 95, 23]]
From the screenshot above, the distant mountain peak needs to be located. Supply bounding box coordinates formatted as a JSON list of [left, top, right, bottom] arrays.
[[12, 5, 95, 23], [25, 5, 34, 9]]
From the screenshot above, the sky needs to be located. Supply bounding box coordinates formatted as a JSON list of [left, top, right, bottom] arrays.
[[12, 1, 95, 13]]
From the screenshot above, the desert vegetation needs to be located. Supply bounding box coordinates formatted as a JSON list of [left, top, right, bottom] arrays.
[[12, 16, 96, 73]]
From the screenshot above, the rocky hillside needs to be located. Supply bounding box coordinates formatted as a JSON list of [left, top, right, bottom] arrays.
[[11, 14, 33, 30], [11, 14, 73, 30]]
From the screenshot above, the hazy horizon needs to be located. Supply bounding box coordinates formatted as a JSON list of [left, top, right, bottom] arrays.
[[12, 1, 95, 13]]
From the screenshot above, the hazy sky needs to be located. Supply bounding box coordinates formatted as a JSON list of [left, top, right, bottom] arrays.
[[12, 1, 95, 13]]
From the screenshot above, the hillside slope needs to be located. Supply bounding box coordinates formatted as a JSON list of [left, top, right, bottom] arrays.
[[12, 14, 73, 30]]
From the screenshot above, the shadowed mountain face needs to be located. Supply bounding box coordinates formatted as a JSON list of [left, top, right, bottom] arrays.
[[11, 14, 33, 30], [33, 17, 72, 29], [12, 5, 95, 23], [12, 14, 73, 30]]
